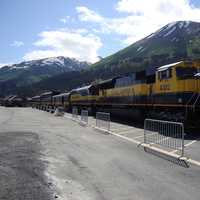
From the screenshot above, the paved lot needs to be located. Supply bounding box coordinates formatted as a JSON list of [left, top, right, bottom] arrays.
[[0, 107, 200, 199], [65, 111, 200, 162]]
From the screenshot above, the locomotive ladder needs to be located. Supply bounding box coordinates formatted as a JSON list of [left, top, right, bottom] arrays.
[[185, 93, 198, 117], [191, 79, 200, 112], [192, 93, 200, 112], [185, 93, 200, 118]]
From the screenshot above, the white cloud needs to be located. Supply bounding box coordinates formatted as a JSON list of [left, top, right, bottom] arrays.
[[117, 0, 191, 15], [76, 6, 104, 23], [21, 1, 200, 63], [76, 0, 200, 44], [59, 27, 89, 34], [60, 16, 70, 24], [115, 0, 200, 43], [116, 0, 200, 23], [10, 40, 24, 47], [23, 29, 102, 63]]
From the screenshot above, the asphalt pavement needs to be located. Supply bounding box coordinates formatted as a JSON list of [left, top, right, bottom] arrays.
[[0, 107, 200, 200]]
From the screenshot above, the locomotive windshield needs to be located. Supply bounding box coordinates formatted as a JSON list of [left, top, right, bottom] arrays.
[[176, 67, 197, 79], [158, 69, 172, 80]]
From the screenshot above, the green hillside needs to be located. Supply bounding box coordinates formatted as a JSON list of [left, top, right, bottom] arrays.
[[90, 21, 200, 73]]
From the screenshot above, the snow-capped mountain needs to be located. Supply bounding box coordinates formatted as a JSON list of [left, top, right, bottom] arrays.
[[92, 21, 200, 73], [133, 20, 200, 58], [0, 56, 89, 83], [145, 21, 199, 41], [0, 56, 89, 96], [1, 56, 89, 72]]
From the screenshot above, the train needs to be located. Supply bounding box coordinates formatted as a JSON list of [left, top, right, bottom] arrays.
[[30, 60, 200, 127], [2, 95, 26, 107]]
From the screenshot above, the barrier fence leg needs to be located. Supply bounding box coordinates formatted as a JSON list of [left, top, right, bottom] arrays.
[[144, 120, 146, 144], [96, 113, 97, 127], [181, 125, 185, 157], [108, 114, 110, 131]]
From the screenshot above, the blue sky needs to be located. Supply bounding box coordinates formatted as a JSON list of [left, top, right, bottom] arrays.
[[1, 0, 200, 65]]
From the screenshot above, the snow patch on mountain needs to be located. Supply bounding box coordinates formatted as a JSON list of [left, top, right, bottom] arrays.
[[164, 22, 177, 31], [150, 21, 196, 40], [137, 46, 143, 51], [136, 46, 145, 53], [184, 21, 191, 28], [171, 37, 179, 42], [163, 26, 176, 37], [11, 65, 30, 70], [0, 56, 89, 74], [42, 57, 65, 66], [178, 21, 184, 29]]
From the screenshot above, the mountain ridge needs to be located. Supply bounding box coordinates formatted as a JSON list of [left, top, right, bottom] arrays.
[[91, 20, 200, 72], [0, 56, 89, 78], [0, 56, 89, 96]]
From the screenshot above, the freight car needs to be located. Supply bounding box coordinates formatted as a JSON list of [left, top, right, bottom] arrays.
[[52, 92, 70, 111], [30, 95, 41, 108], [30, 91, 60, 110], [3, 95, 26, 107]]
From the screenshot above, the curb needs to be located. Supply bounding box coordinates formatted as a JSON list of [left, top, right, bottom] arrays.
[[109, 131, 200, 168], [92, 126, 111, 135]]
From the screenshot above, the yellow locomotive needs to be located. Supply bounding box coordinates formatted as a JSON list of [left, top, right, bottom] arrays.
[[69, 60, 200, 125]]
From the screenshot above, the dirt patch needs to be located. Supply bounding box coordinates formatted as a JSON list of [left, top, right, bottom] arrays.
[[0, 131, 53, 200]]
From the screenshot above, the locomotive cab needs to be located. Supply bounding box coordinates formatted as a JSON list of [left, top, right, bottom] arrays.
[[175, 61, 200, 93], [154, 61, 200, 106], [156, 63, 174, 93]]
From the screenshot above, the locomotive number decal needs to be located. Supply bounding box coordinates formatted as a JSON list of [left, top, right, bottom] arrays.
[[160, 84, 170, 91]]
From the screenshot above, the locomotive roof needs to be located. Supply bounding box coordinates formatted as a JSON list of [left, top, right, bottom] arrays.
[[158, 61, 183, 71], [53, 92, 69, 98], [32, 95, 40, 99], [40, 91, 60, 97], [194, 73, 200, 77], [9, 95, 23, 101], [92, 78, 116, 89], [4, 95, 15, 101], [73, 85, 91, 91], [40, 91, 53, 96]]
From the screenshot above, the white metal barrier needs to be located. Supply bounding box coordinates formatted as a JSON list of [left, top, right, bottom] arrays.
[[54, 107, 64, 116], [144, 119, 184, 156], [96, 112, 110, 131], [80, 110, 88, 125], [72, 107, 78, 119]]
